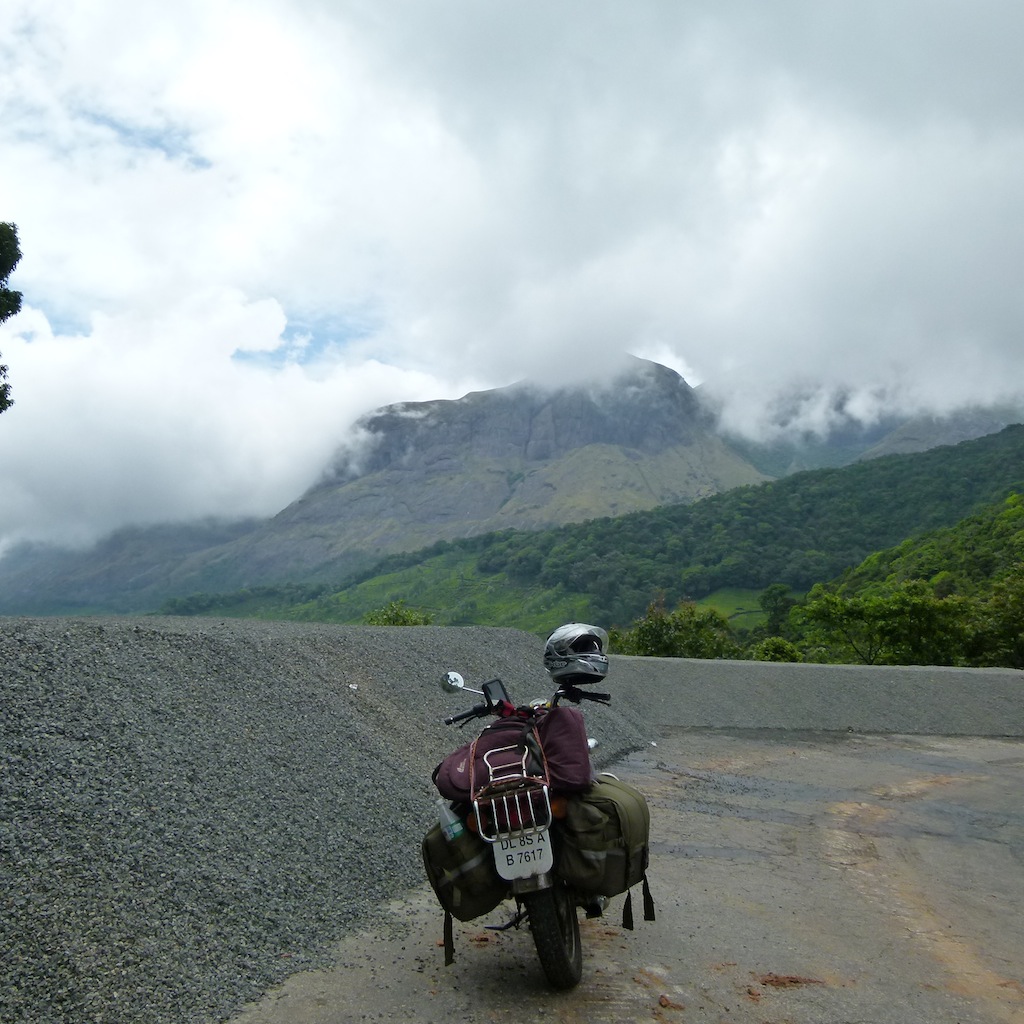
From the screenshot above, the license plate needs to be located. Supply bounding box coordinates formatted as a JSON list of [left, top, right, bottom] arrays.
[[491, 828, 554, 880]]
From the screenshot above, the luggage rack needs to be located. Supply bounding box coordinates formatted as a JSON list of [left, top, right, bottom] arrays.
[[472, 743, 552, 843]]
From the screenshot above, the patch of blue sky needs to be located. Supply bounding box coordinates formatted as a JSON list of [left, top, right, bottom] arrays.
[[34, 309, 93, 340], [7, 293, 92, 341], [232, 310, 378, 369], [77, 110, 212, 170]]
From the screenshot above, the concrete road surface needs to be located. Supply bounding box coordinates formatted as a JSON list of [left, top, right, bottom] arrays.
[[230, 728, 1024, 1024]]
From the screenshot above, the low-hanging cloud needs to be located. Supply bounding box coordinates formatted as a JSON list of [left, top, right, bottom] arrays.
[[2, 0, 1024, 551]]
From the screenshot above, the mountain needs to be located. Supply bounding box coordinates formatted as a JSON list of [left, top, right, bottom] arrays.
[[0, 359, 768, 614], [266, 357, 766, 545], [855, 404, 1024, 460], [721, 404, 1024, 477], [160, 424, 1024, 633], [0, 518, 263, 615], [4, 356, 1021, 617]]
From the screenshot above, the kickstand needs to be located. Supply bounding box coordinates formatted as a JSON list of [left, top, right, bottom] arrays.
[[486, 908, 528, 932]]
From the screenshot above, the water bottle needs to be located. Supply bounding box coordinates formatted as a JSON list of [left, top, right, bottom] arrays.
[[436, 797, 465, 842]]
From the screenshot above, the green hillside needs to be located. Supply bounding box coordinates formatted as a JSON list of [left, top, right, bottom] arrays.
[[161, 425, 1024, 633], [833, 492, 1024, 597], [786, 493, 1024, 667]]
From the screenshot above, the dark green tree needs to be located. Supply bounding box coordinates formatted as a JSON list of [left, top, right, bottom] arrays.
[[874, 581, 973, 666], [1, 221, 23, 413], [611, 597, 738, 659], [749, 636, 803, 662], [758, 583, 796, 636], [796, 588, 889, 664], [796, 581, 972, 666], [968, 563, 1024, 668]]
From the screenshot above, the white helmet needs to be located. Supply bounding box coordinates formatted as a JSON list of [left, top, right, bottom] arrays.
[[543, 623, 609, 684]]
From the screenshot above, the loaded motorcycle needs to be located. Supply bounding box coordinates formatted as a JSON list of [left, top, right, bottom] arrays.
[[421, 665, 653, 990]]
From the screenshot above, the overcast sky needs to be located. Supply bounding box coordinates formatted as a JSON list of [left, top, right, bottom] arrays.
[[3, 1, 1024, 553]]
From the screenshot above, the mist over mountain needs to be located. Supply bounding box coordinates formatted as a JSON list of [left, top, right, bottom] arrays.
[[717, 394, 1024, 477], [855, 404, 1024, 461], [0, 358, 1020, 616], [293, 357, 765, 539], [0, 359, 763, 612]]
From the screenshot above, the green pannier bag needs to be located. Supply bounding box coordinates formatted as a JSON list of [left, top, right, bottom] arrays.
[[555, 774, 655, 928], [422, 823, 509, 923]]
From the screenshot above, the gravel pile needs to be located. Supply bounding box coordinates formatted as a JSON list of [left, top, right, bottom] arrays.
[[0, 617, 650, 1024]]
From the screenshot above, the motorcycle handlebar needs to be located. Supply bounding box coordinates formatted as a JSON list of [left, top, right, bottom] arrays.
[[443, 702, 489, 726], [556, 684, 611, 705], [442, 683, 612, 724]]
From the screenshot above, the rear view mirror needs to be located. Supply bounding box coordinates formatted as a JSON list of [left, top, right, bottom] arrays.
[[441, 671, 465, 694]]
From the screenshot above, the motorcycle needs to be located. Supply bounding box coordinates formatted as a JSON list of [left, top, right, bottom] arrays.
[[422, 670, 652, 990]]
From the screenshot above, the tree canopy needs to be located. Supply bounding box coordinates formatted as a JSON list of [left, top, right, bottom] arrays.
[[0, 221, 23, 413], [785, 494, 1024, 667], [610, 597, 738, 659]]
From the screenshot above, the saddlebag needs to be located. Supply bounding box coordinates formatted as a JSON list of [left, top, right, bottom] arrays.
[[421, 821, 509, 923], [555, 774, 655, 927]]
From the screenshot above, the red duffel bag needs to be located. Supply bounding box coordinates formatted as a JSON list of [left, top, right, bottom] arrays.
[[535, 705, 593, 793], [433, 705, 594, 802], [433, 718, 545, 802]]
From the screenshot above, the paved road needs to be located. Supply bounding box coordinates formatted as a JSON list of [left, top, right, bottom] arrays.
[[230, 729, 1024, 1024]]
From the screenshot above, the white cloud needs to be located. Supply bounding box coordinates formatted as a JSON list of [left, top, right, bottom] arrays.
[[3, 0, 1024, 550], [0, 298, 477, 548]]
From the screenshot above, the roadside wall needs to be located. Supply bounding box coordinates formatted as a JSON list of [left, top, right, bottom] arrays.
[[611, 656, 1024, 736]]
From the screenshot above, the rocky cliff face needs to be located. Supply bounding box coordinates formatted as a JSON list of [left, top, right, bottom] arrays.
[[264, 357, 767, 556], [339, 358, 710, 474]]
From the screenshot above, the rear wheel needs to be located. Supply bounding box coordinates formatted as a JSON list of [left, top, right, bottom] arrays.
[[522, 882, 583, 990]]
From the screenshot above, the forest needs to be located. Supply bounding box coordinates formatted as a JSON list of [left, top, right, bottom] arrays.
[[160, 426, 1024, 667], [609, 493, 1024, 668]]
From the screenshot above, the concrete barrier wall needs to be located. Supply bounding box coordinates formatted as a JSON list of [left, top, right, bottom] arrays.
[[610, 656, 1024, 736]]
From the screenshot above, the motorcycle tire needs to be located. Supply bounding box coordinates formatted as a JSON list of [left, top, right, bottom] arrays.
[[522, 881, 583, 990]]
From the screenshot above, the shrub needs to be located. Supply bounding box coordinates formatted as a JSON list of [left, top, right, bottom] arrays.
[[749, 637, 803, 662], [363, 600, 433, 625]]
